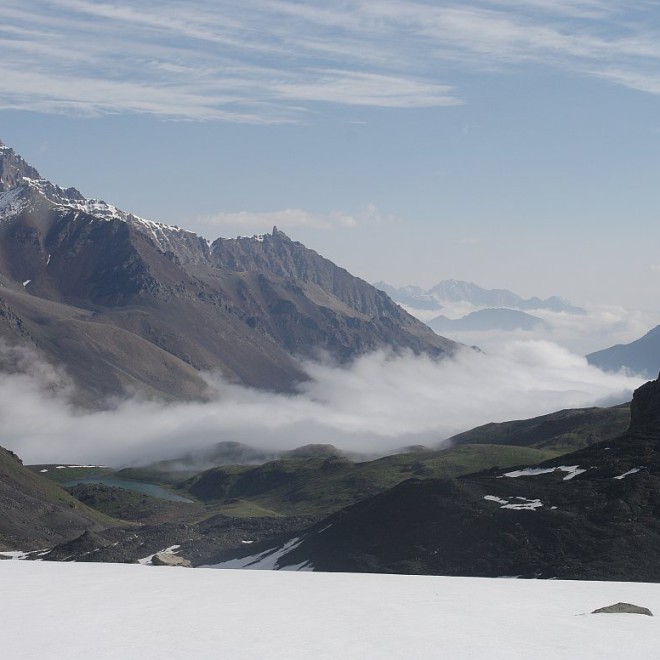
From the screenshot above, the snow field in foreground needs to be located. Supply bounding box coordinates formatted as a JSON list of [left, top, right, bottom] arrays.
[[2, 561, 660, 660]]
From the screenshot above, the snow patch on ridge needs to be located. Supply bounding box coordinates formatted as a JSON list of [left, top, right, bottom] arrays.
[[138, 544, 182, 566], [207, 537, 305, 571], [0, 549, 50, 560], [484, 495, 545, 511], [0, 187, 27, 220], [502, 465, 586, 481], [614, 468, 642, 480], [17, 177, 194, 253]]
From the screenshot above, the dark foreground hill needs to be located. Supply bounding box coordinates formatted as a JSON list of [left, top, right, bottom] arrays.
[[447, 404, 630, 454], [0, 140, 456, 404], [0, 447, 113, 551], [248, 375, 660, 581]]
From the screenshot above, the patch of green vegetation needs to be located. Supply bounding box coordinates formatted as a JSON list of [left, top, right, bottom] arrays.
[[183, 444, 556, 517], [65, 483, 201, 523], [1, 451, 119, 529], [448, 404, 630, 453], [205, 499, 284, 519], [28, 464, 115, 484]]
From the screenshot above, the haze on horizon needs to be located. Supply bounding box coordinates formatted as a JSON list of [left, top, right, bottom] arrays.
[[1, 1, 660, 308]]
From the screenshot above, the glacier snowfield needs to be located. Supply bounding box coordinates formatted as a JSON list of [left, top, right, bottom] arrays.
[[3, 561, 660, 659]]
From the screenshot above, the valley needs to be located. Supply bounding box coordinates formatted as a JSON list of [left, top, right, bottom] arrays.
[[1, 138, 659, 585]]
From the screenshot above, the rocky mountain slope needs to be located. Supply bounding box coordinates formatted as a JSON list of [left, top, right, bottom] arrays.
[[0, 140, 457, 403], [587, 325, 660, 378], [240, 376, 660, 581], [0, 446, 113, 551]]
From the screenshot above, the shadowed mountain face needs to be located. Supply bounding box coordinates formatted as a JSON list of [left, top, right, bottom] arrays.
[[258, 376, 660, 581], [0, 446, 111, 551], [447, 405, 631, 454], [0, 141, 457, 404], [428, 308, 545, 333], [587, 326, 660, 379]]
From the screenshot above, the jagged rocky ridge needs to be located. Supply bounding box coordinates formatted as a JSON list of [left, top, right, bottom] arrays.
[[0, 140, 457, 403], [237, 375, 660, 581]]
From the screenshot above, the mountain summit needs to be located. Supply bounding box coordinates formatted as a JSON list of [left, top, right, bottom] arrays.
[[0, 141, 457, 404]]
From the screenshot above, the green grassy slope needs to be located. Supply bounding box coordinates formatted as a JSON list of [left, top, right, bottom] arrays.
[[184, 444, 556, 516], [447, 404, 630, 454], [0, 447, 119, 550]]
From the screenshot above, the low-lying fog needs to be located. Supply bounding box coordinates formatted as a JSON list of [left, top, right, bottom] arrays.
[[0, 338, 644, 467], [404, 300, 660, 356]]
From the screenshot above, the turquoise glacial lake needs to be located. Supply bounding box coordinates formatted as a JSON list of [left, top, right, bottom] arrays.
[[62, 476, 194, 503]]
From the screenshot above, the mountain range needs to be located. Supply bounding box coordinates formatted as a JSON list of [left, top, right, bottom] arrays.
[[0, 140, 456, 405], [375, 280, 585, 315]]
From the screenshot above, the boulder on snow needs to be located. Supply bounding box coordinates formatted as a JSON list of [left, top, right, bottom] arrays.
[[151, 552, 191, 568], [592, 602, 653, 616]]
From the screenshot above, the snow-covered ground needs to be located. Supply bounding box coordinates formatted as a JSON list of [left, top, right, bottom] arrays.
[[2, 561, 660, 659]]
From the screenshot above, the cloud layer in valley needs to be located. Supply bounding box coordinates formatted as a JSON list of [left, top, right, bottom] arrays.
[[403, 301, 660, 356], [0, 340, 645, 466]]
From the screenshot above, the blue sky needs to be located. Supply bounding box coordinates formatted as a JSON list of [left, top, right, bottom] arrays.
[[2, 0, 660, 308]]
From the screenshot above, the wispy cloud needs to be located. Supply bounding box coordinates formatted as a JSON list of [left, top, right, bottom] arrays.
[[197, 203, 388, 232], [0, 1, 659, 121]]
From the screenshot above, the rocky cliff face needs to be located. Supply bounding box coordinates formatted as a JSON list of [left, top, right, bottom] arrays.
[[0, 141, 458, 404], [0, 141, 41, 192], [629, 375, 660, 429]]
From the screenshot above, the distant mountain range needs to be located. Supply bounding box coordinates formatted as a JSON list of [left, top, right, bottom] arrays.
[[0, 140, 457, 405], [587, 325, 660, 379], [428, 308, 546, 333], [375, 280, 585, 315]]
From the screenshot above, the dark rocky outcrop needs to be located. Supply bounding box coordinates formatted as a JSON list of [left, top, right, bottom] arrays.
[[0, 446, 112, 551], [629, 374, 660, 429], [592, 602, 653, 616], [151, 551, 191, 567]]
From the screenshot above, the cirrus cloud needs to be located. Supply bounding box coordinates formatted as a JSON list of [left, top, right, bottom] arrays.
[[0, 1, 659, 122]]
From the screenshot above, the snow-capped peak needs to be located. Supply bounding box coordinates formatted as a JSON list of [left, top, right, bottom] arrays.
[[0, 141, 206, 255], [0, 187, 28, 220]]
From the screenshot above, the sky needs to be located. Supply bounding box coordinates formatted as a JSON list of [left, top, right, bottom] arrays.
[[1, 1, 660, 308]]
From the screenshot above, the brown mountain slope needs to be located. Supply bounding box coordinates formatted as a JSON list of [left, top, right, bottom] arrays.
[[0, 446, 114, 551], [0, 140, 458, 403]]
